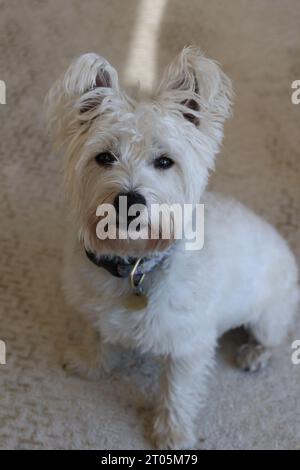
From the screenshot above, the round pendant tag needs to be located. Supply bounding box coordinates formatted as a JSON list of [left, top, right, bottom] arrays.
[[124, 293, 148, 311]]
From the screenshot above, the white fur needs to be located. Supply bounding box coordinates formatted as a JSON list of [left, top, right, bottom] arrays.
[[46, 47, 300, 449]]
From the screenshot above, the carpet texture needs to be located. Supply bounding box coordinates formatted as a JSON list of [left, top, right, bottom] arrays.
[[0, 0, 299, 450]]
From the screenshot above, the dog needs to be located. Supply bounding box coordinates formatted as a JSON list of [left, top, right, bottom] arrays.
[[46, 46, 300, 449]]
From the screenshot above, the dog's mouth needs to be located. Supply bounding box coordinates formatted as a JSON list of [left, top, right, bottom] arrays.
[[115, 213, 148, 233], [82, 213, 175, 258]]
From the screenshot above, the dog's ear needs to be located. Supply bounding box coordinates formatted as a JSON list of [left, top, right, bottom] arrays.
[[156, 46, 233, 129], [45, 53, 119, 149]]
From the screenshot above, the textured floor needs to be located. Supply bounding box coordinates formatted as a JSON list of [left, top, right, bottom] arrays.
[[0, 0, 299, 450]]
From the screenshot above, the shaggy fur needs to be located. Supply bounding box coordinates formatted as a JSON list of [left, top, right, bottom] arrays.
[[46, 47, 300, 449]]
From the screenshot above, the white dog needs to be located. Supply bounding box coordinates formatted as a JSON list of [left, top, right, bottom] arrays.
[[46, 47, 299, 449]]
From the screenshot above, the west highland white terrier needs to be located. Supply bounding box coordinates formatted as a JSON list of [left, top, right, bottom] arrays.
[[46, 47, 299, 449]]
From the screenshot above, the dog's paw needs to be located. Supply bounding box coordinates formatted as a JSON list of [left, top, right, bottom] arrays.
[[236, 343, 272, 372], [152, 412, 196, 450], [152, 427, 196, 450], [62, 347, 104, 381]]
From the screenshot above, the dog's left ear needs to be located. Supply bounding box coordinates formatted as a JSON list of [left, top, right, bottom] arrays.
[[155, 46, 233, 128]]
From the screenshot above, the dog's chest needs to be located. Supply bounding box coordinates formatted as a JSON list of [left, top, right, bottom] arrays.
[[95, 274, 202, 355], [79, 250, 206, 355], [98, 289, 172, 354]]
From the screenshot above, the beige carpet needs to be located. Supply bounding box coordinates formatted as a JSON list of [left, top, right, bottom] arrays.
[[0, 0, 299, 450]]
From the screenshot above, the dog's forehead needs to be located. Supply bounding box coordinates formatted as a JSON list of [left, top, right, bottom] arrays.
[[85, 103, 166, 159], [109, 101, 164, 148]]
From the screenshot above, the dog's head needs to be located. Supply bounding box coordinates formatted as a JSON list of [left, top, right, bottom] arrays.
[[46, 46, 232, 256]]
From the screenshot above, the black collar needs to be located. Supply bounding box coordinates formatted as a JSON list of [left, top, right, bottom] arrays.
[[85, 248, 171, 280], [85, 249, 146, 278]]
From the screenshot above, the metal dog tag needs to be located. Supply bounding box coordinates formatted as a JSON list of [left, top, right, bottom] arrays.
[[124, 291, 148, 310], [123, 258, 148, 311]]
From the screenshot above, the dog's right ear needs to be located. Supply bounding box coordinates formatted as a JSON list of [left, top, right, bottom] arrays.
[[45, 53, 119, 149]]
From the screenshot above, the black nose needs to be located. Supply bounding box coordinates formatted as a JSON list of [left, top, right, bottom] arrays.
[[113, 191, 146, 224]]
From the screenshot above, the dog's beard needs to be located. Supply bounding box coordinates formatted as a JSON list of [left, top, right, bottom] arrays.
[[81, 213, 175, 257]]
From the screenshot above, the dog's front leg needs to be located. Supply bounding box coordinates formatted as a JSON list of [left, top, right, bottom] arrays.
[[63, 333, 121, 380], [152, 344, 215, 449]]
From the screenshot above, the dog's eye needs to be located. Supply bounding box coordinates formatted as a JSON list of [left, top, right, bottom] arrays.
[[153, 155, 174, 170], [95, 151, 117, 167]]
